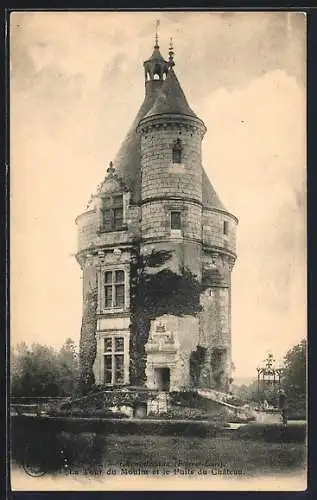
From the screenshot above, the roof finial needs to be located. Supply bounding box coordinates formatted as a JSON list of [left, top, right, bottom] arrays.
[[154, 19, 160, 48], [107, 161, 115, 177], [168, 37, 175, 67]]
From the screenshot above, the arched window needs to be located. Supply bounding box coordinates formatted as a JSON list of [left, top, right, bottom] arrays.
[[172, 139, 183, 164]]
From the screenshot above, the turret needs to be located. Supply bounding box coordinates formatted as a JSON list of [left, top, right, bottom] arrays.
[[143, 33, 169, 96], [137, 45, 206, 277], [75, 28, 238, 393]]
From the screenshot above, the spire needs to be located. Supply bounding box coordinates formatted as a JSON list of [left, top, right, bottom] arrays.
[[143, 21, 168, 85], [142, 68, 199, 119], [154, 19, 160, 49], [168, 37, 175, 68]]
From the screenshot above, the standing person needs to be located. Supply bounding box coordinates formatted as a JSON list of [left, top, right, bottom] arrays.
[[279, 389, 288, 426]]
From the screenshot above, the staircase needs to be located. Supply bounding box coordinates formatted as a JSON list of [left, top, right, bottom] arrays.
[[197, 388, 282, 424], [197, 388, 257, 421]]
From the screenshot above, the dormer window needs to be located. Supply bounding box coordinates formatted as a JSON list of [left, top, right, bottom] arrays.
[[172, 139, 183, 164], [101, 195, 123, 232]]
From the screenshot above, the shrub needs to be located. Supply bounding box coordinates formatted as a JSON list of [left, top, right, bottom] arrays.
[[49, 408, 128, 419], [237, 423, 306, 443]]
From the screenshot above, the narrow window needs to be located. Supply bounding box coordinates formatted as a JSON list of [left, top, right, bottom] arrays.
[[102, 208, 113, 232], [172, 139, 182, 164], [114, 270, 125, 307], [104, 270, 125, 309], [104, 336, 125, 385], [223, 221, 229, 236], [114, 355, 124, 384], [171, 211, 181, 230], [104, 354, 112, 384], [114, 207, 123, 230], [104, 271, 113, 308]]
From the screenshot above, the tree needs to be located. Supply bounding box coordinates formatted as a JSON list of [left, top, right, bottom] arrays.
[[11, 339, 79, 397], [11, 342, 60, 396], [58, 338, 80, 396], [231, 379, 259, 403], [282, 339, 306, 401]]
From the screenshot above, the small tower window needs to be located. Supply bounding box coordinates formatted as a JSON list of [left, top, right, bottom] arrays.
[[223, 221, 229, 236], [172, 139, 183, 164], [171, 211, 181, 230]]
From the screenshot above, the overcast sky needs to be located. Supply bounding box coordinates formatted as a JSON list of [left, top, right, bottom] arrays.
[[10, 11, 306, 378]]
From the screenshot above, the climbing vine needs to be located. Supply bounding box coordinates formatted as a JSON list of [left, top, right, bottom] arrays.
[[129, 243, 203, 385], [78, 283, 98, 394]]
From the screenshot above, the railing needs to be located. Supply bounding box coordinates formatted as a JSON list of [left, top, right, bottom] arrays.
[[10, 397, 72, 416], [11, 396, 71, 404]]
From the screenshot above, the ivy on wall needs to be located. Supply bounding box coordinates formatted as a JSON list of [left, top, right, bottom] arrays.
[[77, 245, 233, 393], [79, 283, 98, 394], [129, 244, 203, 386], [189, 346, 207, 387]]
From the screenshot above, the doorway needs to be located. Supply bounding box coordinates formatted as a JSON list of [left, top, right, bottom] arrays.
[[155, 367, 171, 392]]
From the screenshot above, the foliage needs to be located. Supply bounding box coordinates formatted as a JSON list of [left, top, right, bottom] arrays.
[[237, 423, 306, 443], [129, 245, 202, 385], [49, 408, 129, 419], [60, 388, 157, 411], [231, 339, 306, 414], [189, 347, 207, 387], [78, 284, 98, 394], [11, 339, 79, 397], [169, 390, 209, 409], [282, 339, 306, 402]]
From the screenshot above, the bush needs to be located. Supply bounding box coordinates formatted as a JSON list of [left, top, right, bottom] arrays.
[[169, 391, 204, 408], [11, 339, 79, 397], [49, 408, 129, 419], [237, 423, 306, 443]]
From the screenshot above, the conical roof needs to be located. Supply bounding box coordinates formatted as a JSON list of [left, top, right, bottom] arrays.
[[202, 169, 228, 211], [143, 68, 198, 119], [96, 65, 229, 212], [145, 46, 167, 64], [101, 89, 159, 203]]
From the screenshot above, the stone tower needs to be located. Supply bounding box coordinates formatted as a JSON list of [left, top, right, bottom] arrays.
[[75, 35, 238, 393]]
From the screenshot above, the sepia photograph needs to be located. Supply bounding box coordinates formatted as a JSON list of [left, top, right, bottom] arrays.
[[10, 10, 307, 491]]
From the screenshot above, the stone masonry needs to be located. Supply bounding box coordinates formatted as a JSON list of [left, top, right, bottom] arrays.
[[75, 37, 238, 393]]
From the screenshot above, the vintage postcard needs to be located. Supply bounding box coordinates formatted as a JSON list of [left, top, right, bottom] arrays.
[[10, 10, 307, 491]]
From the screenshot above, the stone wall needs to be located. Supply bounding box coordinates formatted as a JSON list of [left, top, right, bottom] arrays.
[[76, 209, 133, 253], [198, 285, 232, 391], [202, 208, 237, 254], [76, 211, 96, 252], [141, 200, 202, 241], [76, 106, 237, 394], [199, 287, 231, 349], [140, 122, 203, 203]]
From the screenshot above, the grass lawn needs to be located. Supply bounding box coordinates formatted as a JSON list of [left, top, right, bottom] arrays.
[[69, 433, 306, 477], [11, 417, 306, 478]]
